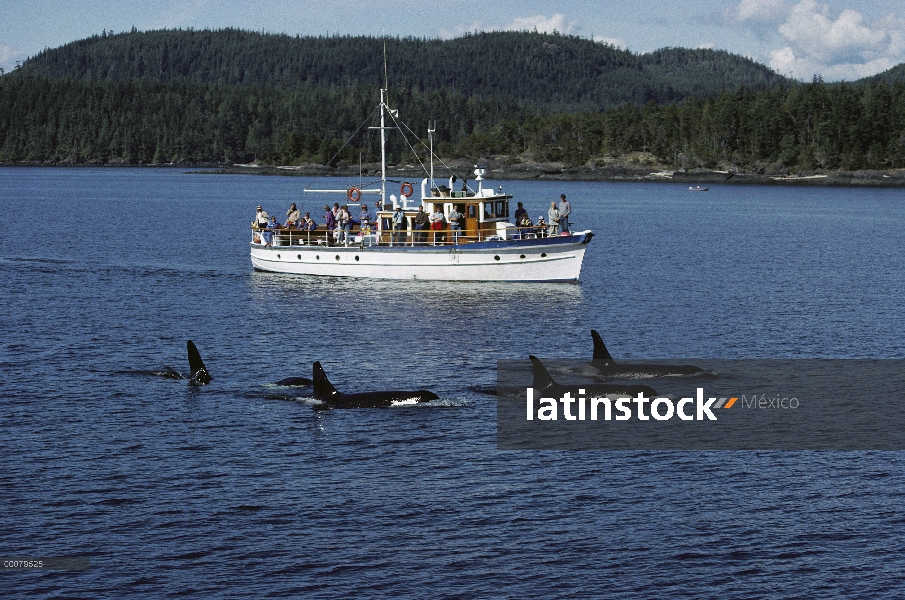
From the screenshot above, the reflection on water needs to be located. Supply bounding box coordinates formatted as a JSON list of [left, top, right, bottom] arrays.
[[248, 272, 587, 328], [247, 271, 585, 306]]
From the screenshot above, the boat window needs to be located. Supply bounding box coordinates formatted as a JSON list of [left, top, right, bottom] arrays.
[[484, 203, 493, 219], [495, 201, 508, 218], [467, 205, 476, 218]]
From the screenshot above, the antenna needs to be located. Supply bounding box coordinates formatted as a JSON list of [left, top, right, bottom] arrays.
[[383, 40, 389, 102], [428, 120, 437, 188]]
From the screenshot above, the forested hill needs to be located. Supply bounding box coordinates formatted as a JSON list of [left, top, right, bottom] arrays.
[[861, 63, 905, 85], [3, 28, 904, 173], [16, 29, 788, 109]]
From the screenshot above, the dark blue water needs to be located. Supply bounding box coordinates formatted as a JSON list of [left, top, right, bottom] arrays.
[[3, 167, 905, 597]]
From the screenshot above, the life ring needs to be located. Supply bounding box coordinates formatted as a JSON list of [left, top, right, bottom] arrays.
[[400, 182, 414, 197], [347, 187, 361, 202]]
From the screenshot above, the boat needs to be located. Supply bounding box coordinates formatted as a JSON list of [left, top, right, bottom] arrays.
[[688, 185, 709, 192], [249, 89, 593, 282]]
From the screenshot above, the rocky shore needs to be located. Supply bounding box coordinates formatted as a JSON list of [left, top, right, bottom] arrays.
[[206, 159, 905, 187], [6, 157, 905, 186]]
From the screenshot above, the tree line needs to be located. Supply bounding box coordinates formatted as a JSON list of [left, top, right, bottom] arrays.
[[1, 29, 904, 171], [16, 29, 788, 111], [2, 73, 904, 171], [452, 80, 905, 171]]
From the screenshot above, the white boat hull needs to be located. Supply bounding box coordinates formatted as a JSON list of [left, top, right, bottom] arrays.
[[250, 232, 593, 282]]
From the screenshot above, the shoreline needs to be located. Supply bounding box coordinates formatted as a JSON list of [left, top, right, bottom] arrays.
[[4, 161, 905, 187]]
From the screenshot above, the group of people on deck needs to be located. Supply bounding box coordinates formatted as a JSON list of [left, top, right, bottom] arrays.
[[514, 194, 572, 238], [253, 193, 572, 247], [254, 202, 375, 247]]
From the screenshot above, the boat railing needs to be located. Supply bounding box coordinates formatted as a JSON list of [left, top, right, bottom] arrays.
[[251, 225, 566, 248]]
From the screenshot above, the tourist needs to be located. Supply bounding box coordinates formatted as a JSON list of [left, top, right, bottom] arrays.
[[448, 204, 463, 242], [323, 205, 336, 246], [536, 216, 546, 238], [392, 206, 406, 245], [338, 205, 351, 245], [514, 201, 528, 224], [286, 202, 300, 227], [263, 215, 280, 247], [254, 206, 269, 229], [547, 202, 560, 237], [413, 206, 429, 245], [359, 204, 373, 235], [558, 194, 571, 234], [430, 204, 445, 244]]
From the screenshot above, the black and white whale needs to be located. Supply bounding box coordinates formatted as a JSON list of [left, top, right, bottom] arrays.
[[273, 376, 314, 387], [187, 340, 212, 385], [590, 330, 703, 378], [312, 361, 439, 408], [186, 343, 312, 387], [530, 355, 659, 398], [121, 365, 187, 380]]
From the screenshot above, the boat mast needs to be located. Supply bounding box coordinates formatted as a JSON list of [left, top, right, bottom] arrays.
[[380, 88, 387, 207], [428, 120, 436, 190], [381, 41, 388, 208]]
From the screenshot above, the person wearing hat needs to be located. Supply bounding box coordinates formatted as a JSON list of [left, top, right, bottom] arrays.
[[254, 206, 270, 230], [392, 205, 406, 245], [302, 212, 316, 232], [359, 204, 373, 236]]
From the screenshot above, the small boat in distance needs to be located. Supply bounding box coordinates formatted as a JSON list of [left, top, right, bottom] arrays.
[[688, 185, 709, 192], [249, 89, 593, 282]]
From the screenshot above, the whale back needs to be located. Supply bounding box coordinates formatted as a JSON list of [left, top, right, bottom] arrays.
[[187, 340, 211, 385]]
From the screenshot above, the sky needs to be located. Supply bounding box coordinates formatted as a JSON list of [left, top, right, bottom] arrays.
[[1, 0, 904, 81]]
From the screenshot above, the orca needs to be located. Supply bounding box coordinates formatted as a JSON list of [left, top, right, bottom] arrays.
[[187, 340, 212, 385], [273, 376, 314, 387], [312, 361, 439, 408], [529, 355, 659, 398], [122, 366, 186, 380], [590, 330, 703, 378]]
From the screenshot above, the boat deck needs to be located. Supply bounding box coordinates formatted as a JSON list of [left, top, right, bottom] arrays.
[[252, 224, 564, 248]]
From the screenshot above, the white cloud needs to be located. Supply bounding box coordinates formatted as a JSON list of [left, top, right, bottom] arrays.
[[728, 0, 789, 24], [504, 14, 575, 35], [437, 13, 576, 40], [768, 0, 905, 79], [697, 42, 716, 49], [0, 43, 26, 73], [593, 36, 625, 49], [437, 20, 484, 40]]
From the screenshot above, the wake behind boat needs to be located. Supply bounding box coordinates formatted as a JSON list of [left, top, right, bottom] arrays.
[[249, 90, 593, 282]]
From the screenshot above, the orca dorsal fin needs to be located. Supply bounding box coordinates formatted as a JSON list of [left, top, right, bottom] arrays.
[[312, 362, 339, 400], [187, 340, 211, 384], [529, 355, 557, 393], [591, 330, 615, 364]]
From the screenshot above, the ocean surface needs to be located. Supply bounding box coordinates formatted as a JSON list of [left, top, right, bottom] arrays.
[[2, 167, 905, 597]]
